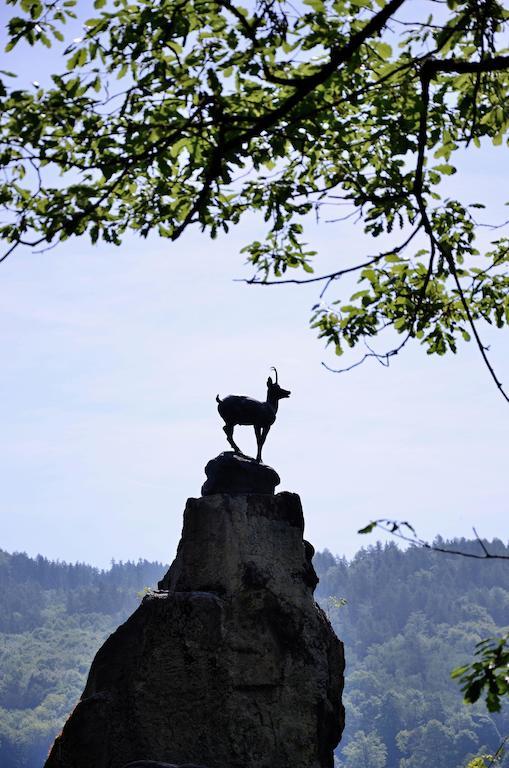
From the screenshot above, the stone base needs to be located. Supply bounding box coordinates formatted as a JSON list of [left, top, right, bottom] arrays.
[[201, 452, 280, 496]]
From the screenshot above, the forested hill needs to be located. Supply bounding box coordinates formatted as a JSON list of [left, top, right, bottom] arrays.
[[0, 550, 164, 633], [314, 539, 509, 768], [0, 540, 508, 768], [0, 551, 166, 767]]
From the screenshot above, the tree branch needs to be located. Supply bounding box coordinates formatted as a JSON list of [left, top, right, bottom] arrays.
[[225, 0, 407, 148], [239, 224, 422, 287], [424, 55, 509, 77], [413, 62, 509, 403], [360, 520, 509, 560]]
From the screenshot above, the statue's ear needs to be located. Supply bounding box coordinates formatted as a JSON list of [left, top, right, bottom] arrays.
[[267, 377, 273, 386]]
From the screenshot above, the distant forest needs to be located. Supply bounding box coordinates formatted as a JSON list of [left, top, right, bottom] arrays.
[[0, 538, 508, 768]]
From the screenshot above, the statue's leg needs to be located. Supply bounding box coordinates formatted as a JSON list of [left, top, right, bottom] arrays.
[[254, 425, 262, 462], [223, 424, 242, 454], [258, 426, 270, 462]]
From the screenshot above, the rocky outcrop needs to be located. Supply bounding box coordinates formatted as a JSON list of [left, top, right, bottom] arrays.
[[45, 492, 344, 768], [201, 451, 280, 496]]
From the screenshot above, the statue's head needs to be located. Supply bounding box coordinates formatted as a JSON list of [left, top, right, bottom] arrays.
[[267, 367, 291, 400]]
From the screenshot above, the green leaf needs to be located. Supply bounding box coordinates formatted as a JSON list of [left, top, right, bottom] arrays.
[[376, 42, 392, 59], [358, 522, 377, 535], [433, 164, 456, 175]]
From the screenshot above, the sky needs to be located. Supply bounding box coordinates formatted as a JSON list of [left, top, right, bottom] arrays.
[[0, 2, 508, 569]]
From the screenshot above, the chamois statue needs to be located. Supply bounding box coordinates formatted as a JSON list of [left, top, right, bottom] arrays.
[[216, 368, 291, 462]]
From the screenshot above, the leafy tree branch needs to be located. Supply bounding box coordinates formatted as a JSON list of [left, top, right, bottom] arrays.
[[1, 0, 509, 395]]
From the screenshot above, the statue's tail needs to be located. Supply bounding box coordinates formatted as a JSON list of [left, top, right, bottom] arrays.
[[216, 394, 221, 404]]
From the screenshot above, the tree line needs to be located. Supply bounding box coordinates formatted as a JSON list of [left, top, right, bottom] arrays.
[[314, 539, 509, 768]]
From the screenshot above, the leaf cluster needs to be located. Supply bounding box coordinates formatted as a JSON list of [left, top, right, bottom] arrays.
[[452, 634, 509, 713]]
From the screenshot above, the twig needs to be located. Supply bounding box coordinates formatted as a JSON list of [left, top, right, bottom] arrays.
[[239, 224, 422, 287], [322, 331, 411, 373], [473, 527, 491, 558], [365, 519, 509, 560]]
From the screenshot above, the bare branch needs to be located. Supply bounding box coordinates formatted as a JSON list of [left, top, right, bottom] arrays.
[[0, 236, 46, 264], [322, 331, 411, 373], [424, 55, 509, 77], [448, 253, 509, 403], [239, 224, 422, 287], [362, 519, 509, 560]]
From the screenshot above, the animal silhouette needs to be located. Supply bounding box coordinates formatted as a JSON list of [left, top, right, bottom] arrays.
[[216, 368, 290, 462]]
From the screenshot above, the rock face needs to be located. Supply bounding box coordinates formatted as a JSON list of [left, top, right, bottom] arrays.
[[201, 451, 280, 496], [45, 492, 344, 768], [123, 764, 207, 768]]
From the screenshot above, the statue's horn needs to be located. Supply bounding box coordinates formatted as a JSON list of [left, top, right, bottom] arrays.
[[270, 366, 278, 384]]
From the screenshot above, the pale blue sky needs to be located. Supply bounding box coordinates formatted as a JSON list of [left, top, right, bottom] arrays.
[[1, 2, 508, 568]]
